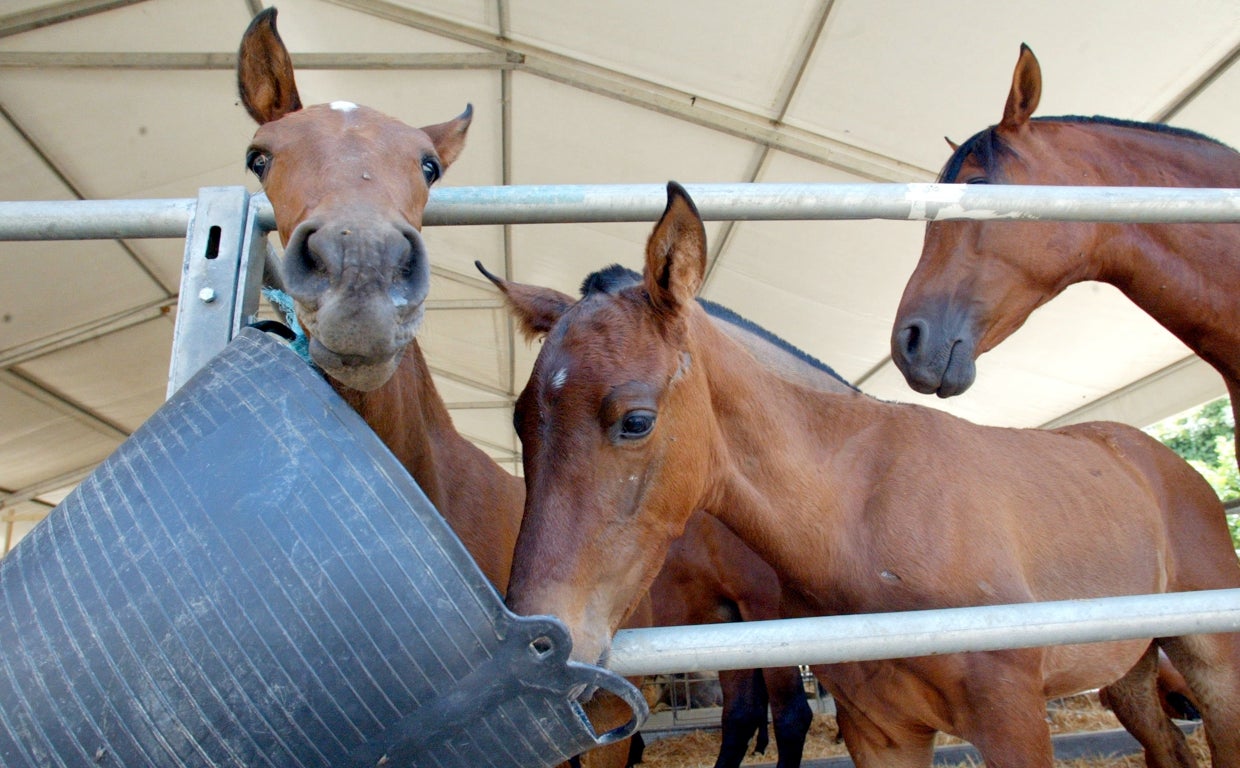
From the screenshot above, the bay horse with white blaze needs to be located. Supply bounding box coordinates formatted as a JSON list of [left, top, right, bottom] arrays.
[[890, 44, 1240, 466], [494, 182, 1240, 768], [483, 262, 826, 768]]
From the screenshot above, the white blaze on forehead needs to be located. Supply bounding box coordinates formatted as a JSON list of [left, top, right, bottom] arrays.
[[330, 101, 359, 112], [549, 367, 569, 392]]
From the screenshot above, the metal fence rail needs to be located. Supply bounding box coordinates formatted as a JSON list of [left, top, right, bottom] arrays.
[[4, 183, 1240, 240], [420, 183, 1240, 225], [0, 198, 197, 240], [610, 588, 1240, 676], [3, 184, 1239, 678]]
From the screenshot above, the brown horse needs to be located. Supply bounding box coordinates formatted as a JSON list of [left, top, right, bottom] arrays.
[[493, 182, 1240, 768], [890, 44, 1240, 465], [236, 7, 525, 595], [487, 262, 829, 768]]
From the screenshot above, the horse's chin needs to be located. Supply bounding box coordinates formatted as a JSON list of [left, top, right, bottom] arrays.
[[313, 349, 403, 392], [898, 339, 977, 399], [328, 363, 398, 392], [932, 340, 977, 398], [932, 349, 977, 397], [568, 628, 614, 674]]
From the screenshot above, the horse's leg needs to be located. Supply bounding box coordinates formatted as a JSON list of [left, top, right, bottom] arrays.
[[1101, 643, 1197, 768], [833, 699, 935, 768], [713, 668, 767, 768], [1162, 632, 1240, 768], [955, 651, 1056, 768], [764, 666, 813, 768], [626, 733, 645, 766]]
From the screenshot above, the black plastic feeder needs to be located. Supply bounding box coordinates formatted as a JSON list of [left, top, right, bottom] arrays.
[[0, 328, 646, 767]]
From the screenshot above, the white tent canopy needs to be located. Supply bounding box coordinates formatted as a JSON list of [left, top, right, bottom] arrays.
[[2, 0, 1238, 550]]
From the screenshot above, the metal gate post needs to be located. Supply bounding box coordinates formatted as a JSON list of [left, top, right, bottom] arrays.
[[166, 186, 254, 397], [232, 192, 274, 343]]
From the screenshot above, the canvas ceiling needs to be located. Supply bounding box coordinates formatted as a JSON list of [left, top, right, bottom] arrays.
[[2, 0, 1238, 552]]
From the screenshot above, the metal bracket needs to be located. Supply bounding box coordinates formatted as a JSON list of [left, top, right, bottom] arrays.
[[166, 186, 257, 397]]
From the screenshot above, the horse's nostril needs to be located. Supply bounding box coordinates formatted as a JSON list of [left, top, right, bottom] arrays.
[[899, 322, 924, 357], [397, 229, 428, 284], [300, 233, 329, 279], [282, 221, 332, 297]]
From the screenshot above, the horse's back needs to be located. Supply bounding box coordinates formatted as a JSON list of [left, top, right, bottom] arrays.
[[849, 406, 1226, 601], [1055, 420, 1240, 590]]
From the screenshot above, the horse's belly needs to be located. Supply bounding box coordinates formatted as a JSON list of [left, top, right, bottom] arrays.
[[1042, 639, 1149, 698]]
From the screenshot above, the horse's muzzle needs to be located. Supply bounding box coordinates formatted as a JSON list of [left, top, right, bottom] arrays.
[[891, 317, 978, 398]]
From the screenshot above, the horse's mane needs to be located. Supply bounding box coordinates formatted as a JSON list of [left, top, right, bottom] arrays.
[[579, 264, 638, 296], [580, 265, 856, 391], [939, 116, 1232, 183]]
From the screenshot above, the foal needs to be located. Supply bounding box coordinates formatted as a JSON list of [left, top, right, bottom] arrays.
[[495, 182, 1240, 768], [237, 7, 523, 591]]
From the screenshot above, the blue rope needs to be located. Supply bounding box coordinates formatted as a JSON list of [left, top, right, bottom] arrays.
[[261, 287, 316, 368]]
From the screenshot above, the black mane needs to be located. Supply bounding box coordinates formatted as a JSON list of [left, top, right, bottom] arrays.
[[939, 115, 1231, 183], [579, 264, 854, 391], [580, 263, 640, 296]]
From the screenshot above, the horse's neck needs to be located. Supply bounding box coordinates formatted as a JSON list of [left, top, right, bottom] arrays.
[[336, 341, 524, 593], [692, 313, 872, 584], [335, 342, 482, 510], [1079, 127, 1240, 382], [708, 313, 854, 395], [1100, 226, 1240, 382]]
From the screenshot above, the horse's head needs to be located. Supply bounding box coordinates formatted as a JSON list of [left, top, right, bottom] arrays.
[[238, 8, 471, 391], [481, 183, 715, 667], [890, 44, 1096, 397]]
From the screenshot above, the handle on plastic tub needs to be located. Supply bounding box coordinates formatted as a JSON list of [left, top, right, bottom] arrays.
[[516, 614, 649, 746], [346, 613, 648, 766], [564, 660, 650, 746]]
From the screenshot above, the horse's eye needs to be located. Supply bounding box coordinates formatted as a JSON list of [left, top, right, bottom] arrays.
[[421, 156, 442, 185], [618, 410, 656, 440], [965, 177, 989, 185], [246, 149, 271, 180]]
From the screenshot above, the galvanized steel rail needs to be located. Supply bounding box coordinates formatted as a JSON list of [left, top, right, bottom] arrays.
[[2, 184, 1239, 677], [4, 183, 1240, 240], [609, 588, 1240, 676], [420, 183, 1240, 225], [0, 197, 197, 240]]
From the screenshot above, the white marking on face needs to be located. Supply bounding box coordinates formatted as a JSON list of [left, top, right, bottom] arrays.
[[550, 367, 568, 392], [330, 101, 359, 112], [670, 351, 692, 383]]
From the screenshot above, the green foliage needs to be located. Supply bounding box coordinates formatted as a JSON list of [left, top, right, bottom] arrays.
[[1145, 396, 1238, 549], [1145, 397, 1235, 470]]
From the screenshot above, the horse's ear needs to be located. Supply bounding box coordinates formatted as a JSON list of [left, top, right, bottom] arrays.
[[1000, 43, 1041, 130], [475, 261, 574, 341], [644, 182, 706, 318], [422, 104, 473, 170], [944, 136, 960, 151], [238, 7, 303, 125]]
